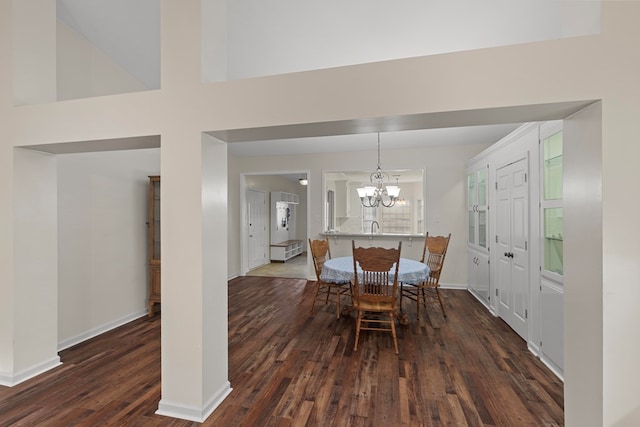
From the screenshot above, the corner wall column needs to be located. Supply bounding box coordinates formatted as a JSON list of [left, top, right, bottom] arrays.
[[156, 130, 230, 422]]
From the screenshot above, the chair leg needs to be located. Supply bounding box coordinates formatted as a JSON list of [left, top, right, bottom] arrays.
[[354, 311, 362, 351], [335, 287, 341, 319], [310, 282, 322, 314], [436, 287, 447, 318], [389, 312, 399, 355]]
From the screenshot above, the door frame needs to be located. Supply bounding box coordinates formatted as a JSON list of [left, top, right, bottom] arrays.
[[247, 188, 268, 270], [239, 171, 311, 277]]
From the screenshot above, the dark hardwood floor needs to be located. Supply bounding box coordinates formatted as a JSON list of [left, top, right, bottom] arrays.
[[0, 277, 564, 426]]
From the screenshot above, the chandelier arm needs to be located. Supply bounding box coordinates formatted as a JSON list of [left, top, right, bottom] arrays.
[[358, 132, 401, 209]]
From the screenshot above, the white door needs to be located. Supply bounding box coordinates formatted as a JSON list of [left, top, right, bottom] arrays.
[[247, 189, 267, 270], [496, 157, 529, 339]]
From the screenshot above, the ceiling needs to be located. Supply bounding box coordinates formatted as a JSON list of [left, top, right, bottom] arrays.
[[49, 2, 594, 166], [56, 0, 160, 89], [224, 123, 522, 158]]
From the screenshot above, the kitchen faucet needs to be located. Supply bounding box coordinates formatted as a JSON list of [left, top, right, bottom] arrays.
[[371, 221, 380, 234]]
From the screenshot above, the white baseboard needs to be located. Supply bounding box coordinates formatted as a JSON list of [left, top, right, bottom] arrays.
[[58, 309, 147, 351], [0, 355, 62, 387], [156, 381, 232, 422], [439, 282, 467, 290]]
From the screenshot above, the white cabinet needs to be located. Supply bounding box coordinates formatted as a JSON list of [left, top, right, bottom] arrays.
[[539, 279, 564, 378], [272, 191, 299, 204], [270, 240, 303, 262], [468, 248, 490, 306], [467, 161, 490, 305], [270, 191, 301, 261], [334, 180, 350, 217], [467, 162, 489, 252]]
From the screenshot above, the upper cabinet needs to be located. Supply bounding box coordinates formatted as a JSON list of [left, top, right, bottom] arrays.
[[335, 180, 368, 219], [467, 162, 489, 253]]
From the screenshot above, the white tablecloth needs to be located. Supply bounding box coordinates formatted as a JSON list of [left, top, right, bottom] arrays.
[[320, 256, 429, 285]]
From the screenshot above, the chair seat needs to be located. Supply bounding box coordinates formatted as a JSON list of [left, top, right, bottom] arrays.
[[353, 298, 395, 312]]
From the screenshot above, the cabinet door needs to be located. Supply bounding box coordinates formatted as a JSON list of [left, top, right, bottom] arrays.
[[467, 165, 489, 251], [476, 251, 490, 303], [467, 173, 476, 246], [468, 249, 490, 305], [476, 167, 488, 250], [335, 180, 349, 217]]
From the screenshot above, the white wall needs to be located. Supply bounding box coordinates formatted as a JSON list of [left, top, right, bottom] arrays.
[[564, 102, 603, 425], [224, 0, 600, 80], [57, 148, 160, 348], [12, 148, 60, 384], [56, 19, 148, 101], [229, 142, 490, 287], [12, 0, 56, 105]]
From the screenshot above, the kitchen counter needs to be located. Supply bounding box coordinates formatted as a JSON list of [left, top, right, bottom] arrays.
[[321, 232, 424, 240]]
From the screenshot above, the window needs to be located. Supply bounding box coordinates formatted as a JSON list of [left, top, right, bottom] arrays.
[[324, 169, 425, 235], [541, 127, 563, 277]]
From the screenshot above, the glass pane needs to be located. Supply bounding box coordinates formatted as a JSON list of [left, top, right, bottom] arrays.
[[467, 174, 476, 206], [380, 203, 411, 234], [543, 131, 563, 200], [544, 207, 563, 275], [477, 169, 487, 206], [468, 212, 475, 245], [478, 210, 487, 248]]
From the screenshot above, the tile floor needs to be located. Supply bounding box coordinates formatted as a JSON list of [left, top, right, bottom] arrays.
[[245, 252, 309, 279]]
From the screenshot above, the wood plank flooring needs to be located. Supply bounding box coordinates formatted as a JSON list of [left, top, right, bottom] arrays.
[[0, 276, 564, 426]]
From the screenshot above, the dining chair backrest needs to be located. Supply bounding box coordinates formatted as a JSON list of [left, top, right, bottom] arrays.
[[309, 238, 331, 280], [420, 233, 451, 282], [352, 241, 402, 306]]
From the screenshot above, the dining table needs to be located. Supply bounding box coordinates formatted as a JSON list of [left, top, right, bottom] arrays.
[[320, 256, 430, 325]]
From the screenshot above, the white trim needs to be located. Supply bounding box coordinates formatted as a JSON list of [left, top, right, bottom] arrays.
[[466, 122, 539, 167], [57, 310, 147, 351], [0, 356, 62, 387], [156, 381, 233, 422], [467, 288, 498, 316], [439, 282, 466, 290], [528, 342, 565, 382]]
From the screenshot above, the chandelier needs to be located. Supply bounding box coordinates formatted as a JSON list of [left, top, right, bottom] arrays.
[[356, 133, 401, 208]]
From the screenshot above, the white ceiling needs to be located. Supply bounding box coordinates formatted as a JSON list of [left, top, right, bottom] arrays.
[[56, 0, 160, 89], [225, 123, 522, 157], [49, 2, 594, 160]]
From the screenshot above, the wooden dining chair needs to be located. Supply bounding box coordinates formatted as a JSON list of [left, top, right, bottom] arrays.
[[402, 232, 451, 319], [351, 240, 402, 355], [309, 238, 351, 319]]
